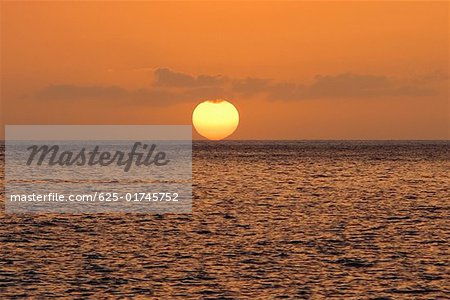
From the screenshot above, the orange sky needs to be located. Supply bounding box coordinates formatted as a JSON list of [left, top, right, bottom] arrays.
[[1, 1, 449, 139]]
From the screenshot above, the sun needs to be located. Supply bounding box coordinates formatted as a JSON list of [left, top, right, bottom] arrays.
[[192, 100, 239, 140]]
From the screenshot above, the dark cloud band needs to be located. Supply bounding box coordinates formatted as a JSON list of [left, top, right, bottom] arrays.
[[35, 68, 444, 105]]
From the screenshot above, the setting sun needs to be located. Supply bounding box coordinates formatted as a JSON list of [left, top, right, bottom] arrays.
[[192, 100, 239, 140]]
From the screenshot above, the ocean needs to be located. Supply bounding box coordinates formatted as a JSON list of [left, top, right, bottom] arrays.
[[1, 141, 449, 299]]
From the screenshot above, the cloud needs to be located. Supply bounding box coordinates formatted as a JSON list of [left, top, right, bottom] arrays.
[[307, 73, 391, 97], [267, 73, 437, 100], [34, 69, 441, 105], [36, 84, 228, 106], [232, 77, 272, 95], [37, 84, 128, 100], [153, 68, 228, 87], [415, 70, 450, 83]]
